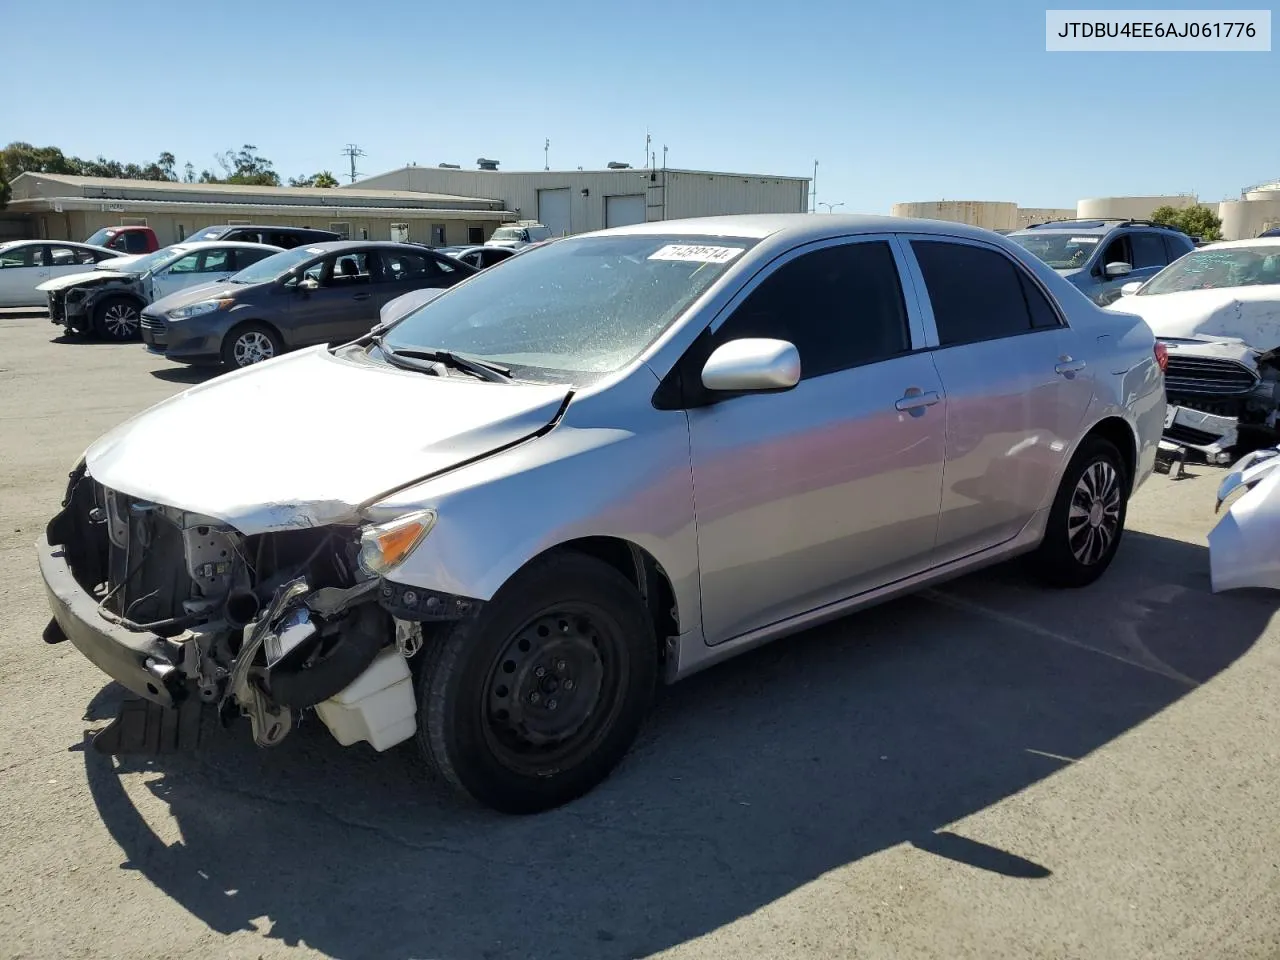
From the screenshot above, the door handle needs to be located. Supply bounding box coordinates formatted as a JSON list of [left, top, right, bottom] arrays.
[[895, 389, 941, 412], [1055, 355, 1087, 376], [352, 292, 372, 301]]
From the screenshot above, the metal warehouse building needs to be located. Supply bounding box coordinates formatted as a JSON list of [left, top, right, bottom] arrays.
[[350, 161, 811, 237], [2, 173, 514, 246]]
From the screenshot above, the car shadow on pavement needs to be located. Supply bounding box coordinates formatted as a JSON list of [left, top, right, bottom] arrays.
[[77, 531, 1275, 960], [148, 366, 223, 385]]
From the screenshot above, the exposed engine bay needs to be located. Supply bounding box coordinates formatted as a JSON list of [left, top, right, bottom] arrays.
[[49, 462, 423, 750], [1159, 336, 1280, 467]]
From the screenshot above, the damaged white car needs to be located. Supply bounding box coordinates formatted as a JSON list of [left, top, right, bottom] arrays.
[[37, 215, 1164, 813], [1107, 239, 1280, 459], [1210, 446, 1280, 592]]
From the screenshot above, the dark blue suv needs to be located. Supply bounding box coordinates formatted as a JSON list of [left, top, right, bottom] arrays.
[[1005, 219, 1195, 306]]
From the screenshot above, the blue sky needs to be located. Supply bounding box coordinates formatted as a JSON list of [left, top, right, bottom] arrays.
[[5, 0, 1275, 212]]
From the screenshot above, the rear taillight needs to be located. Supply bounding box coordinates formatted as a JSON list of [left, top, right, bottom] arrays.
[[1154, 341, 1169, 372]]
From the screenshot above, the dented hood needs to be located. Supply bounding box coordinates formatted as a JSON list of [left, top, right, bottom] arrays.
[[84, 347, 571, 534], [37, 269, 137, 292], [1107, 287, 1280, 348]]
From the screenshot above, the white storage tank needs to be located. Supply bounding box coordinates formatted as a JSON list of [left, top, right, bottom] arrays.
[[1076, 195, 1197, 220]]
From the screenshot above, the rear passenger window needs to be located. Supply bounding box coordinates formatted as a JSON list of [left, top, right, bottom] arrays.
[[233, 248, 273, 270], [717, 240, 910, 379], [1130, 233, 1167, 269], [911, 241, 1037, 346]]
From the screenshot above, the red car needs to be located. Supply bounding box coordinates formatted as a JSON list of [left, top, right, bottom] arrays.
[[83, 225, 159, 255]]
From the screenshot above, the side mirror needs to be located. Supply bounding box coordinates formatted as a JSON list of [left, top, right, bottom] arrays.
[[701, 338, 800, 394], [297, 276, 319, 292], [1120, 281, 1143, 296], [1104, 261, 1133, 278]]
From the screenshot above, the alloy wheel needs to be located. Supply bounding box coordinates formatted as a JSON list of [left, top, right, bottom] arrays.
[[1067, 459, 1122, 565], [233, 331, 275, 366], [103, 303, 139, 339]]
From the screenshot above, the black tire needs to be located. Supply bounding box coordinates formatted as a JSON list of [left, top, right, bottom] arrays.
[[92, 296, 142, 341], [1032, 436, 1128, 588], [221, 322, 282, 369], [416, 552, 657, 814]]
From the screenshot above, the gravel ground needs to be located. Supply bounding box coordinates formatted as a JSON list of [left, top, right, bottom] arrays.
[[1, 313, 1278, 960]]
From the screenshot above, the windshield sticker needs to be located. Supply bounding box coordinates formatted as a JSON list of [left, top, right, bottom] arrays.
[[648, 244, 745, 264], [305, 247, 326, 254], [1068, 237, 1099, 244]]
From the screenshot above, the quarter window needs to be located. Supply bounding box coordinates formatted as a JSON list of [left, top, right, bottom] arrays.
[[199, 250, 232, 272], [911, 240, 1041, 346], [716, 241, 910, 379]]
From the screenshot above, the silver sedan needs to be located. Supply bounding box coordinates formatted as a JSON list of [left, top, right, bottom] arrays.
[[37, 214, 1166, 814]]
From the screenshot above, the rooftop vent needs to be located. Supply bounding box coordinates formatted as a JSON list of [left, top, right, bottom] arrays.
[[438, 163, 461, 169], [607, 161, 632, 169], [477, 158, 500, 171]]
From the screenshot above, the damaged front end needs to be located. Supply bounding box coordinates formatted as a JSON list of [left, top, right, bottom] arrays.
[[46, 273, 147, 335], [1209, 446, 1280, 592], [39, 462, 423, 752], [1159, 337, 1280, 468]]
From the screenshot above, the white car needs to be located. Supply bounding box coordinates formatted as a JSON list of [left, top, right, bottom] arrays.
[[486, 221, 553, 249], [1106, 238, 1280, 439], [38, 241, 283, 339], [0, 240, 120, 307]]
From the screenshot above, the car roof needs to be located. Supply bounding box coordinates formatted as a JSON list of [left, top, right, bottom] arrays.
[[291, 240, 443, 254], [583, 212, 1013, 245], [172, 240, 285, 251], [1009, 218, 1187, 236], [1, 239, 108, 250], [1201, 237, 1280, 251]]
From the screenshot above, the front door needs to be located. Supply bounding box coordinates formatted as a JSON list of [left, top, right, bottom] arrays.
[[151, 248, 237, 301], [904, 237, 1095, 563], [686, 237, 947, 644], [0, 244, 50, 306], [289, 253, 376, 346]]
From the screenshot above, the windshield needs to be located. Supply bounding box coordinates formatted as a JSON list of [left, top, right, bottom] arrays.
[[117, 247, 186, 275], [490, 227, 528, 242], [183, 227, 226, 242], [85, 228, 117, 247], [227, 246, 319, 284], [380, 234, 755, 384], [1005, 232, 1100, 269], [1138, 246, 1280, 296]]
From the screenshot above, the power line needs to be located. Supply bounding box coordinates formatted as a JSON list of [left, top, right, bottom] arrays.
[[340, 144, 366, 184]]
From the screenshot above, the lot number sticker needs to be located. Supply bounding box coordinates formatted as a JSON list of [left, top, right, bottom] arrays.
[[648, 244, 745, 264]]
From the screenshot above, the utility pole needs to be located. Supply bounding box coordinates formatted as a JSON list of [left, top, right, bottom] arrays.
[[645, 130, 651, 169], [544, 138, 550, 171], [812, 159, 818, 214], [340, 144, 366, 184]]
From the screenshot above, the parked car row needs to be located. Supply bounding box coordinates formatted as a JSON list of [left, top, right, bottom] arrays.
[[0, 240, 120, 306], [36, 213, 1165, 815]]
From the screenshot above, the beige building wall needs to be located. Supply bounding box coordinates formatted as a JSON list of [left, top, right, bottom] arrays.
[[48, 211, 496, 247]]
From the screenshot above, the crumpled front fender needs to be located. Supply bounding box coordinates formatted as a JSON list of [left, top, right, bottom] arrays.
[[1209, 446, 1280, 592]]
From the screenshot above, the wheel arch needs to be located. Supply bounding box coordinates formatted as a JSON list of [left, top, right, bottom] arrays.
[[222, 317, 285, 351], [1080, 415, 1139, 494], [506, 536, 679, 673]]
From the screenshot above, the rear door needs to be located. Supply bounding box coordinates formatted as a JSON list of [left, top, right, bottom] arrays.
[[903, 236, 1095, 564]]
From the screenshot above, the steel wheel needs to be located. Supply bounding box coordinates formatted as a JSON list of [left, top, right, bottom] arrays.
[[1067, 460, 1122, 566], [481, 603, 626, 776], [232, 330, 275, 366]]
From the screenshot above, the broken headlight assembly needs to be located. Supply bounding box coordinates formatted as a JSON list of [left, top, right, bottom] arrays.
[[356, 509, 437, 577], [167, 297, 234, 320]]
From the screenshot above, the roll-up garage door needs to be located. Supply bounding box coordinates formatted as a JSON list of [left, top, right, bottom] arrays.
[[537, 188, 571, 237], [605, 194, 647, 228]]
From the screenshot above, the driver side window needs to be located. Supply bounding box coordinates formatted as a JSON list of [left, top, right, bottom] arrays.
[[714, 240, 911, 380], [166, 253, 201, 274], [1100, 235, 1133, 270]]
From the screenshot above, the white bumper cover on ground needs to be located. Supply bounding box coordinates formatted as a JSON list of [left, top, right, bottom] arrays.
[[1209, 447, 1280, 592]]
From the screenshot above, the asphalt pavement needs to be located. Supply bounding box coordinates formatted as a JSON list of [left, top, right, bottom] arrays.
[[1, 312, 1278, 960]]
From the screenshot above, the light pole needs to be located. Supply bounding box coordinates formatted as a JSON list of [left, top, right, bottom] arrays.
[[820, 202, 845, 214]]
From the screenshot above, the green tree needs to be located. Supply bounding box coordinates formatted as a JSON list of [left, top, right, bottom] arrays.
[[205, 144, 280, 186], [0, 170, 10, 211], [1150, 204, 1223, 242], [289, 170, 339, 188], [1, 142, 179, 183]]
